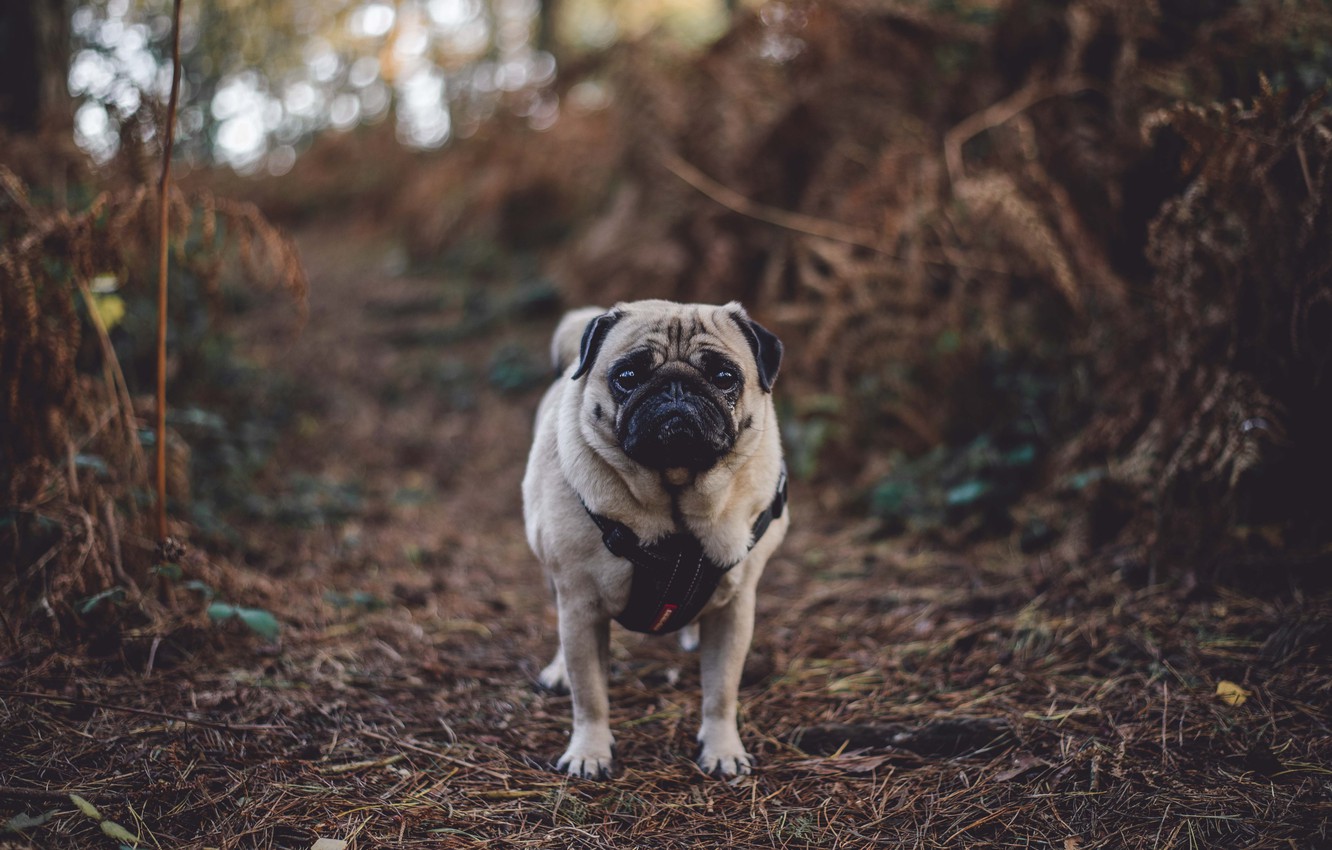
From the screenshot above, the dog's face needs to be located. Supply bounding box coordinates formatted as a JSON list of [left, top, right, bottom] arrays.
[[570, 301, 782, 475]]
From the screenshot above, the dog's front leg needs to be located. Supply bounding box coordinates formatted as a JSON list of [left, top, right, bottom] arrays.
[[696, 586, 756, 776], [554, 600, 614, 779]]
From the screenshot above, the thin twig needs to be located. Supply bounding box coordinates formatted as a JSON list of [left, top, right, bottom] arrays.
[[943, 76, 1095, 185], [0, 690, 288, 734], [661, 150, 896, 256], [359, 728, 516, 781], [155, 0, 184, 542], [661, 151, 1013, 277], [0, 786, 120, 804]]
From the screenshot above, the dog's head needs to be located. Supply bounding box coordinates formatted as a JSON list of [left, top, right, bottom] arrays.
[[567, 300, 782, 475]]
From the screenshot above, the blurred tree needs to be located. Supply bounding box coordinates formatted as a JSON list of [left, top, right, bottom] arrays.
[[64, 0, 732, 169], [0, 0, 73, 132], [69, 0, 550, 168]]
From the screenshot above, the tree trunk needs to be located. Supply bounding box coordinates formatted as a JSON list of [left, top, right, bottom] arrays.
[[536, 0, 560, 56], [0, 0, 72, 132]]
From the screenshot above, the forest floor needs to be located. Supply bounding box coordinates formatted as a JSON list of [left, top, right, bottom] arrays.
[[3, 220, 1329, 849]]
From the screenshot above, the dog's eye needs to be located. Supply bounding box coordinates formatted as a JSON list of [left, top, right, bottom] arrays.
[[613, 368, 642, 393], [711, 369, 738, 391]]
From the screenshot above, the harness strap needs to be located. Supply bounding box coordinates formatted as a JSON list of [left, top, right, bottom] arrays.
[[584, 468, 788, 635]]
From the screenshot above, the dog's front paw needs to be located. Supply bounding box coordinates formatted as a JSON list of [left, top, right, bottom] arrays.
[[556, 746, 614, 779], [556, 729, 614, 779], [696, 736, 754, 777]]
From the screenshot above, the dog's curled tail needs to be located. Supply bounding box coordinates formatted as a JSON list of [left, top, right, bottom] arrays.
[[550, 306, 605, 376]]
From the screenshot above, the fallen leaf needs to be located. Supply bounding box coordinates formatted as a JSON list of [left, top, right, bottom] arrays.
[[1215, 680, 1251, 707], [100, 819, 138, 844], [3, 809, 57, 833], [69, 794, 101, 821], [235, 606, 281, 640], [207, 602, 281, 640], [311, 840, 348, 850]]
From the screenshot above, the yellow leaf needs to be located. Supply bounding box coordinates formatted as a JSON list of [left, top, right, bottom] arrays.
[[92, 294, 126, 331], [68, 793, 101, 821], [1215, 680, 1250, 707]]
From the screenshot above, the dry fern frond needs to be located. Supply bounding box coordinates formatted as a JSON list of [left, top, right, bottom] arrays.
[[0, 170, 308, 634], [954, 172, 1081, 313]]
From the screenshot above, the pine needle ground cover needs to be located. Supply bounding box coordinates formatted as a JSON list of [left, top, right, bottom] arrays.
[[4, 546, 1329, 848]]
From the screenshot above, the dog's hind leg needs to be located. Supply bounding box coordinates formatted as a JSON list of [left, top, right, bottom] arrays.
[[678, 622, 700, 652], [537, 646, 570, 694]]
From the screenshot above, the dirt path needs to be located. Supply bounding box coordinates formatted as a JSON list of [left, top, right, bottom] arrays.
[[3, 221, 1327, 848], [234, 220, 540, 611]]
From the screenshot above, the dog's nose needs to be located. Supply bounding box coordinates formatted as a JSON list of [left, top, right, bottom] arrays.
[[668, 380, 685, 402]]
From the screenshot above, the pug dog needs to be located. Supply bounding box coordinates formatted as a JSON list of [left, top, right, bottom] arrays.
[[522, 299, 789, 778]]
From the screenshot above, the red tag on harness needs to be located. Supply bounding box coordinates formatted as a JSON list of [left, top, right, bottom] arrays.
[[649, 604, 679, 633]]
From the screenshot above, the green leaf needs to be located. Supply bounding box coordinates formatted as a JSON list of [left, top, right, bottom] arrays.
[[3, 809, 57, 833], [206, 602, 238, 622], [1002, 444, 1037, 467], [69, 793, 101, 820], [186, 580, 215, 598], [152, 563, 183, 580], [207, 602, 280, 640], [100, 820, 138, 844], [78, 587, 125, 615], [945, 480, 991, 507], [235, 607, 280, 640]]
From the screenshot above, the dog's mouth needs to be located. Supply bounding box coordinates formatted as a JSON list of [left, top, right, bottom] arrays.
[[618, 379, 735, 473]]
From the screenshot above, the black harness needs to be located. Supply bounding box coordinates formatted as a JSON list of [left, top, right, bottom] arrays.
[[583, 469, 788, 635]]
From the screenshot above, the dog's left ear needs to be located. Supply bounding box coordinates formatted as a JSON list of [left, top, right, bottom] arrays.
[[729, 308, 783, 392], [571, 309, 623, 381]]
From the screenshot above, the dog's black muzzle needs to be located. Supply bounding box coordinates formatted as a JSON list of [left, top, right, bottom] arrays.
[[618, 370, 735, 472]]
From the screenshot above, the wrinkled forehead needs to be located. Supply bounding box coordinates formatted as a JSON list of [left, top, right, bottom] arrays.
[[613, 307, 742, 366]]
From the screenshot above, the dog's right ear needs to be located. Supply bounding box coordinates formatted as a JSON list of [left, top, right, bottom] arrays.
[[570, 309, 623, 381]]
